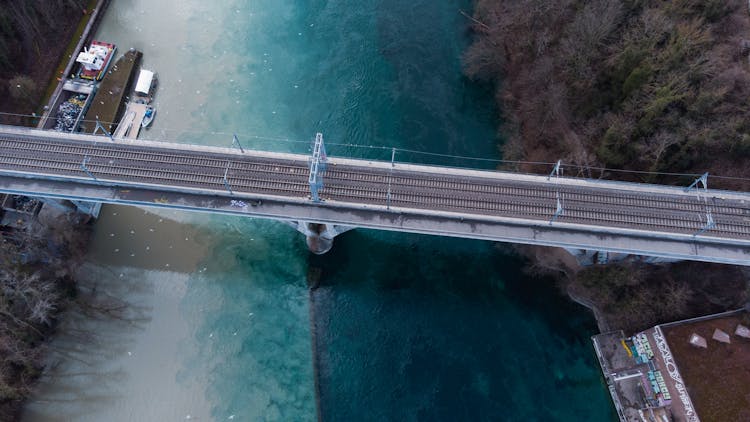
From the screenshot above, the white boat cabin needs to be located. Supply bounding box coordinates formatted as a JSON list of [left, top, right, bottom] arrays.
[[76, 46, 107, 71], [134, 69, 156, 100]]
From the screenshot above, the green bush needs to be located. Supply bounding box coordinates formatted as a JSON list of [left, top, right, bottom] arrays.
[[597, 123, 635, 167], [621, 64, 652, 99], [731, 134, 750, 156], [672, 0, 733, 22]]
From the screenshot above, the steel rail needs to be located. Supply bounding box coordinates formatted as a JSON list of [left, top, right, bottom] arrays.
[[4, 137, 742, 220], [2, 134, 750, 240], [3, 135, 743, 214]]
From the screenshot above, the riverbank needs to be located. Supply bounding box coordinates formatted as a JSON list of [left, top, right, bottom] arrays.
[[21, 206, 216, 421], [38, 0, 112, 130], [464, 0, 750, 334], [0, 205, 92, 420], [0, 0, 106, 126], [0, 2, 112, 418]]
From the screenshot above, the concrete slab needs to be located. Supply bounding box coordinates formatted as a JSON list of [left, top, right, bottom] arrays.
[[0, 174, 749, 265], [112, 102, 147, 139]]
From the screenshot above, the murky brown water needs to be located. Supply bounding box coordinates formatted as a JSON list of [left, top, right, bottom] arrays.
[[22, 205, 216, 421], [87, 205, 214, 273]]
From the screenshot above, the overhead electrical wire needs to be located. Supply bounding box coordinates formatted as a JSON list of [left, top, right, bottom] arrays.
[[3, 110, 750, 184]]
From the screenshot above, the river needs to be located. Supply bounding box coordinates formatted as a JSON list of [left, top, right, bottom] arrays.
[[22, 1, 615, 420]]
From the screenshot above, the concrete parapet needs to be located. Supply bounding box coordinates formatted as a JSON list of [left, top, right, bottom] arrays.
[[1, 173, 749, 265]]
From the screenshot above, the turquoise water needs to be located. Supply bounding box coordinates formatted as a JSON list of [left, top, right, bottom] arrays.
[[312, 233, 614, 420], [180, 218, 315, 420], [27, 1, 614, 420]]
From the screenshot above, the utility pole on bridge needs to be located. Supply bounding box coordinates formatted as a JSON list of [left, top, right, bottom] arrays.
[[94, 119, 114, 142], [387, 147, 396, 210], [232, 133, 245, 153], [548, 160, 564, 225], [686, 173, 716, 236], [80, 155, 96, 181]]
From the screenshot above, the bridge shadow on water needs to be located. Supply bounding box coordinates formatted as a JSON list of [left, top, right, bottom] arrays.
[[305, 230, 616, 421]]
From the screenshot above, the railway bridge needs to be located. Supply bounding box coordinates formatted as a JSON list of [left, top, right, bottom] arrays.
[[1, 125, 750, 265]]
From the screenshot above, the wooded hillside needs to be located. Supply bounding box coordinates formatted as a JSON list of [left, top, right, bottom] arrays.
[[0, 1, 86, 73], [0, 0, 88, 117], [465, 0, 750, 188]]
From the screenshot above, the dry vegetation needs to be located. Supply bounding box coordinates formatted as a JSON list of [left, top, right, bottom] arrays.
[[571, 262, 749, 332], [465, 0, 750, 188], [0, 0, 89, 123], [0, 2, 94, 418], [516, 243, 750, 332], [0, 218, 90, 420], [466, 1, 750, 332]]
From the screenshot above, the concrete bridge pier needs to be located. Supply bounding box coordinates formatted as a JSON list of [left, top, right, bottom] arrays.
[[287, 221, 355, 254]]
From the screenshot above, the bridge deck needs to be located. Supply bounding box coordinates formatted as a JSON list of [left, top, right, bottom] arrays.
[[1, 125, 750, 264]]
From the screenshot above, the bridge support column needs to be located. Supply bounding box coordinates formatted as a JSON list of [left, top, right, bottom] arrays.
[[286, 221, 355, 254], [34, 197, 101, 218], [564, 248, 597, 266], [35, 197, 76, 213], [69, 200, 102, 218]]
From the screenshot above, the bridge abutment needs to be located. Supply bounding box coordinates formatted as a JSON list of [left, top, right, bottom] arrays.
[[69, 200, 102, 218], [36, 197, 101, 219], [563, 248, 682, 266], [286, 221, 355, 254]]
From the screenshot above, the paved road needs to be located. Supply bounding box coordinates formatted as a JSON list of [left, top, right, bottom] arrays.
[[1, 127, 750, 243]]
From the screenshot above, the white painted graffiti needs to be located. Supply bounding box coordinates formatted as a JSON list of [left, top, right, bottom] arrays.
[[653, 328, 700, 422]]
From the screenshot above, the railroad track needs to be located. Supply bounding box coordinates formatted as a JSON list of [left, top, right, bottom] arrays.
[[2, 135, 750, 240]]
